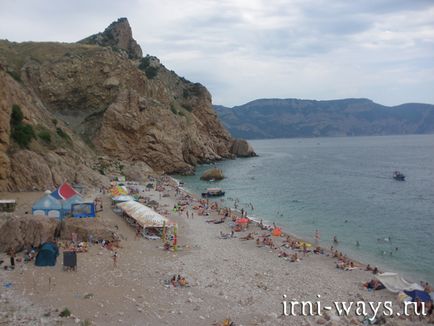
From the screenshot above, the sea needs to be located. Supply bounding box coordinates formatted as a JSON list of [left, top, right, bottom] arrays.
[[176, 134, 434, 285]]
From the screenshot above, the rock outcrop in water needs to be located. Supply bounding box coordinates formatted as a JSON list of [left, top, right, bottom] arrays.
[[230, 139, 256, 157], [0, 18, 252, 191], [200, 168, 224, 181]]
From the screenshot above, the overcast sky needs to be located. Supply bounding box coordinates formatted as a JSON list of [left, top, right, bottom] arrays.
[[1, 0, 433, 107]]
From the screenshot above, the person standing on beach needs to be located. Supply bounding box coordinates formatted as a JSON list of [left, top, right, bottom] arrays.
[[314, 229, 320, 246], [135, 225, 141, 240], [186, 210, 189, 219], [112, 252, 118, 268], [8, 248, 16, 269]]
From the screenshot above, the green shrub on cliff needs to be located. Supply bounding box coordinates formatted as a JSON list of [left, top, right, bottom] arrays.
[[38, 130, 51, 143], [56, 127, 71, 141], [139, 56, 159, 79], [6, 70, 21, 82], [12, 124, 35, 148], [10, 104, 35, 148], [11, 104, 23, 126], [144, 66, 158, 79], [138, 56, 150, 70]]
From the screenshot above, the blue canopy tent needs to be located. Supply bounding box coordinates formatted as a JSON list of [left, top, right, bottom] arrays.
[[404, 290, 433, 303], [32, 193, 63, 219], [71, 202, 96, 218], [62, 194, 83, 217], [35, 242, 59, 266]]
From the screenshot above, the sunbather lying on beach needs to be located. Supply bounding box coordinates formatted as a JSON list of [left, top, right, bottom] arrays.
[[363, 279, 385, 290], [219, 231, 232, 239], [205, 218, 220, 223], [290, 253, 299, 262], [278, 250, 289, 258], [168, 275, 189, 287], [313, 246, 323, 254], [240, 233, 254, 240], [262, 237, 276, 249], [177, 275, 189, 287]]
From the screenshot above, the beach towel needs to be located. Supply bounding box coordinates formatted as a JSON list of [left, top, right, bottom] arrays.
[[375, 272, 423, 293]]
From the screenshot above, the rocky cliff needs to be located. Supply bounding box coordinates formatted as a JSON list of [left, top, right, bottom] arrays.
[[0, 18, 243, 191], [79, 17, 142, 59], [215, 99, 434, 139]]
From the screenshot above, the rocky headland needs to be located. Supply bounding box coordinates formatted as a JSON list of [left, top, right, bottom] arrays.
[[0, 17, 252, 192]]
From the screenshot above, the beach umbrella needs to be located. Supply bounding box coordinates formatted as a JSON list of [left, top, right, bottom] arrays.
[[404, 290, 432, 303], [236, 218, 249, 224], [272, 228, 282, 236]]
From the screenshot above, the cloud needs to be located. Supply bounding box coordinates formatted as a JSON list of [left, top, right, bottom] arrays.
[[1, 0, 433, 106]]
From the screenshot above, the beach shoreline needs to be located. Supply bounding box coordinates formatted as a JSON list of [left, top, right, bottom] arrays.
[[0, 178, 431, 325], [174, 177, 380, 275]]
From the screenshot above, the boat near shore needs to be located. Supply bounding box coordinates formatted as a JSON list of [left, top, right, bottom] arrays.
[[201, 187, 225, 198], [393, 171, 406, 181]]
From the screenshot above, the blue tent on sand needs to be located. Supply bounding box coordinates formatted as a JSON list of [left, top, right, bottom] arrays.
[[35, 242, 59, 267]]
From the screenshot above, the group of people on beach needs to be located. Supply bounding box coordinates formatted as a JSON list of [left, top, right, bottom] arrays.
[[170, 274, 188, 287], [158, 177, 434, 321]]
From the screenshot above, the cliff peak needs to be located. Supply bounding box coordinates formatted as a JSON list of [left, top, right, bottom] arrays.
[[79, 17, 143, 59]]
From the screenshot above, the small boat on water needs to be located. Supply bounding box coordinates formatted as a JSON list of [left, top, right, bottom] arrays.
[[201, 188, 225, 198], [393, 171, 405, 181]]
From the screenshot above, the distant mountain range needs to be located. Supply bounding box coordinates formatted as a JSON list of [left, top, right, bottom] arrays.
[[214, 98, 434, 139]]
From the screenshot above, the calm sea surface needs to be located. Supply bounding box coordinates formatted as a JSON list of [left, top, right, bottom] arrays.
[[176, 135, 434, 284]]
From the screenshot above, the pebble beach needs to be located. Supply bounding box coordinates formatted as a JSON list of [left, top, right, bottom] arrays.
[[0, 179, 431, 325]]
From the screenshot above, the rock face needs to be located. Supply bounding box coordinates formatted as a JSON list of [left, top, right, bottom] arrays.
[[200, 168, 224, 181], [0, 215, 118, 252], [0, 18, 252, 191], [79, 17, 143, 59], [0, 215, 58, 252], [230, 139, 256, 157], [59, 218, 117, 242]]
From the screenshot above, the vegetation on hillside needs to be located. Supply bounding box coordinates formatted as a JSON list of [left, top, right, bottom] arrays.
[[138, 56, 159, 79], [10, 104, 35, 148]]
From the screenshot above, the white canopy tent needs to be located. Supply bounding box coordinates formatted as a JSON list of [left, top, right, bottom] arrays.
[[116, 201, 175, 228], [112, 195, 135, 203], [375, 272, 424, 293]]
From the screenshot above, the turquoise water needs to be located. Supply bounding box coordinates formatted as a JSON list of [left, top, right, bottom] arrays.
[[176, 135, 434, 284]]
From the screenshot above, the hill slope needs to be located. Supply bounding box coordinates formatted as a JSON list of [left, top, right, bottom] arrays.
[[214, 98, 434, 139], [0, 18, 239, 191]]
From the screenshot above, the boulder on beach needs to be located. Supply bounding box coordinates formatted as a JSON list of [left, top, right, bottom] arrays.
[[0, 215, 58, 252], [0, 214, 118, 252], [59, 218, 117, 242], [200, 168, 224, 181], [230, 139, 256, 157]]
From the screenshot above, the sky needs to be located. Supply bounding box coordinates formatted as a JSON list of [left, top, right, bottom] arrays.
[[1, 0, 434, 107]]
